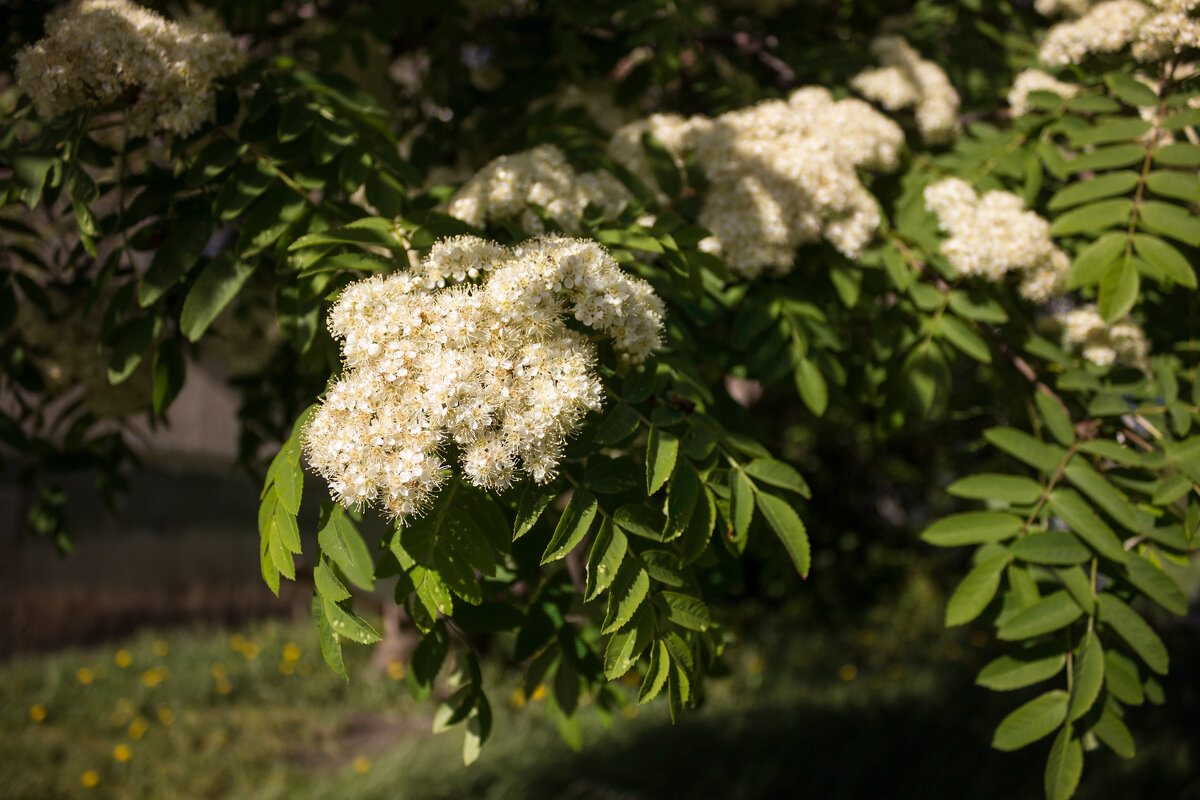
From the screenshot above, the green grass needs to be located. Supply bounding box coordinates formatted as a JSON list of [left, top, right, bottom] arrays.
[[1, 603, 1196, 800]]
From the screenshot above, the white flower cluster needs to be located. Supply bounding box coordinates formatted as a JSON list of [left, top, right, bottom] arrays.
[[1132, 0, 1200, 62], [14, 0, 243, 136], [1039, 0, 1200, 65], [445, 144, 632, 235], [606, 88, 904, 278], [851, 35, 961, 144], [1008, 69, 1080, 116], [1056, 305, 1149, 366], [924, 177, 1071, 303], [304, 235, 665, 520]]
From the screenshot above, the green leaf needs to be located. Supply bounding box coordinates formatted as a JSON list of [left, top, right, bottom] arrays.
[[1124, 552, 1187, 615], [314, 559, 351, 602], [947, 290, 1008, 323], [288, 217, 403, 251], [139, 208, 216, 307], [1043, 724, 1083, 800], [410, 623, 449, 694], [639, 641, 671, 704], [1067, 232, 1125, 289], [1046, 489, 1128, 564], [514, 482, 557, 540], [646, 426, 679, 495], [997, 590, 1083, 640], [586, 519, 627, 601], [660, 591, 713, 631], [1068, 144, 1145, 174], [214, 161, 276, 220], [613, 504, 666, 541], [1047, 171, 1139, 211], [151, 338, 186, 416], [729, 469, 755, 550], [1151, 473, 1191, 505], [666, 460, 701, 536], [1105, 649, 1144, 705], [743, 459, 811, 498], [679, 486, 715, 564], [602, 559, 650, 634], [1077, 439, 1141, 465], [322, 597, 380, 644], [977, 647, 1065, 691], [985, 428, 1067, 473], [185, 139, 243, 187], [238, 182, 308, 257], [641, 132, 681, 197], [945, 553, 1010, 626], [180, 254, 257, 341], [1151, 142, 1200, 168], [268, 450, 303, 518], [313, 595, 348, 682], [1093, 703, 1136, 758], [992, 689, 1068, 751], [108, 315, 161, 385], [921, 511, 1024, 546], [541, 489, 598, 564], [1068, 632, 1104, 721], [1011, 532, 1091, 565], [794, 357, 829, 415], [1097, 254, 1139, 323], [1132, 234, 1196, 288], [1145, 170, 1200, 204], [937, 315, 991, 363], [593, 403, 640, 445], [1035, 394, 1075, 447], [1070, 119, 1153, 147], [947, 473, 1044, 504], [755, 492, 810, 578], [317, 503, 372, 589], [1140, 200, 1200, 246], [1048, 198, 1131, 237], [1063, 457, 1139, 532], [1104, 72, 1159, 107], [1055, 566, 1095, 615], [1097, 593, 1168, 674]]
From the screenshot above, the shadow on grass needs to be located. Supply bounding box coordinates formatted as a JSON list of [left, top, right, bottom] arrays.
[[417, 637, 1199, 800]]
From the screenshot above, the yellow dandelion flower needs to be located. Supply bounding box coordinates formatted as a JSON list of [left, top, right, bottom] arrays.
[[29, 704, 46, 723], [114, 650, 132, 668], [113, 744, 132, 762], [530, 683, 548, 701], [510, 688, 526, 708], [216, 677, 232, 695], [282, 643, 301, 662], [141, 667, 167, 687], [240, 643, 260, 661], [353, 756, 371, 774], [156, 707, 174, 726], [76, 667, 95, 685], [153, 640, 169, 657], [80, 770, 100, 788], [386, 660, 405, 681], [129, 717, 149, 741], [838, 663, 858, 682], [230, 634, 246, 650], [210, 662, 227, 679], [278, 660, 295, 675]]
